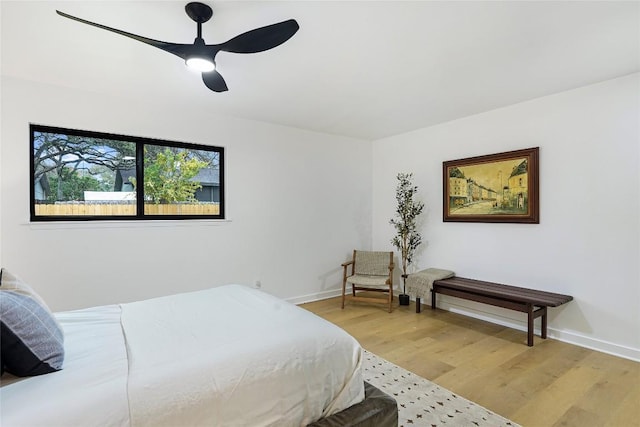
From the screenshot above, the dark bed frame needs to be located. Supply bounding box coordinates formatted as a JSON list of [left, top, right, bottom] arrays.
[[307, 381, 398, 427]]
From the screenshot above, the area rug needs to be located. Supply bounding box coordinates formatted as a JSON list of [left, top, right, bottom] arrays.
[[362, 350, 520, 427]]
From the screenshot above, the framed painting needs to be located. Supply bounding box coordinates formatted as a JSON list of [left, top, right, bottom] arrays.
[[443, 147, 539, 223]]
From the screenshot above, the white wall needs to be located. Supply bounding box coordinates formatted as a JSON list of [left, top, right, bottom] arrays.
[[372, 73, 640, 360], [0, 76, 373, 311], [2, 73, 637, 360]]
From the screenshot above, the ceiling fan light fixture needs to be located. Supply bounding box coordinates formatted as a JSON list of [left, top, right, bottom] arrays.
[[57, 2, 300, 92], [185, 56, 215, 72]]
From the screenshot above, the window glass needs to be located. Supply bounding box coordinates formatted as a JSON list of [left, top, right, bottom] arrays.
[[142, 145, 221, 216], [30, 125, 224, 221]]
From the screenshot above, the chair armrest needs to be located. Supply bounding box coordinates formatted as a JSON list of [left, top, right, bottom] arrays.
[[342, 260, 354, 281], [387, 262, 394, 285]]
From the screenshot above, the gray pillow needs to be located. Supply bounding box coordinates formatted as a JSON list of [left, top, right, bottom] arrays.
[[0, 270, 64, 376]]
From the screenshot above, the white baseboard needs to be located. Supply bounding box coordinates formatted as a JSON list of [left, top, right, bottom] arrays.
[[286, 288, 342, 305], [433, 299, 640, 362], [291, 289, 640, 362], [548, 328, 640, 362]]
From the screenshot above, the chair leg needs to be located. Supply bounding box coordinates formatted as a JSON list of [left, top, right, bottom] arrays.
[[341, 279, 346, 309], [388, 285, 393, 313]]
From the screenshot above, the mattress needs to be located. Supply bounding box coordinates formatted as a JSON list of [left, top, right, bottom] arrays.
[[0, 285, 364, 426]]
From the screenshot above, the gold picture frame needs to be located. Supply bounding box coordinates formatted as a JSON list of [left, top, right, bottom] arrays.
[[443, 147, 539, 223]]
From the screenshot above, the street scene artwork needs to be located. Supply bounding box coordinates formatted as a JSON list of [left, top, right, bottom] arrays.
[[443, 147, 539, 223]]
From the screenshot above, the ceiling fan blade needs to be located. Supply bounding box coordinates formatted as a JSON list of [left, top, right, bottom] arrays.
[[202, 70, 228, 92], [217, 19, 299, 54], [56, 10, 192, 60]]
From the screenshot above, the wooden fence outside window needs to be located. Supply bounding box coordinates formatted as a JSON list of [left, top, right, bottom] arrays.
[[34, 202, 220, 216]]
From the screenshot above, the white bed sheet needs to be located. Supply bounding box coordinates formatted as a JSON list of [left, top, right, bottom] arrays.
[[0, 285, 364, 427], [0, 305, 130, 427]]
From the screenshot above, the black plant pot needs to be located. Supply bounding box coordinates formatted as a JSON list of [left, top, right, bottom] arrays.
[[398, 294, 410, 306]]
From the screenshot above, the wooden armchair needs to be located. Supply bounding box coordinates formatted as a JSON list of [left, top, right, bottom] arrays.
[[341, 250, 394, 313]]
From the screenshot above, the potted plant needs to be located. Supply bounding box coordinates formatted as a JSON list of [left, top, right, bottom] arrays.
[[390, 173, 424, 305]]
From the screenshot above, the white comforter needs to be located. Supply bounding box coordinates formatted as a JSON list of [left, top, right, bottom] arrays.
[[0, 285, 364, 427]]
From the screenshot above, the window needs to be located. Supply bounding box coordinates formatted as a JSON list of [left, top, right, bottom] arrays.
[[30, 124, 224, 221]]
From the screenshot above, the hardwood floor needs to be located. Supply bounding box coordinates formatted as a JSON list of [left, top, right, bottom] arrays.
[[301, 296, 640, 427]]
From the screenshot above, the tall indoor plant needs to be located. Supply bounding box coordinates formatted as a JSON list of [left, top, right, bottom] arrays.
[[390, 173, 424, 305]]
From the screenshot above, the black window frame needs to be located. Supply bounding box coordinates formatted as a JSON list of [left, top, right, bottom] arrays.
[[30, 124, 225, 222]]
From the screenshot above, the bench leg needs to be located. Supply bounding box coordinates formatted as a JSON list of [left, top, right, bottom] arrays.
[[431, 289, 437, 310], [527, 304, 534, 347], [416, 297, 421, 313], [526, 306, 548, 346]]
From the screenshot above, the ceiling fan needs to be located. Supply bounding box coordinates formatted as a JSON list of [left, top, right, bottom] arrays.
[[56, 2, 299, 93]]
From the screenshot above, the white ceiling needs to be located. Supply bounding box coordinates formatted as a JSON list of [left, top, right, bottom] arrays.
[[2, 1, 639, 140]]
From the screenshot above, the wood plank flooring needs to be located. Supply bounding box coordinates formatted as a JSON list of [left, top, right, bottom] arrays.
[[300, 296, 640, 427]]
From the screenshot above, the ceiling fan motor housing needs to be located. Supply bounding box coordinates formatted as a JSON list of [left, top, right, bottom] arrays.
[[185, 2, 213, 24]]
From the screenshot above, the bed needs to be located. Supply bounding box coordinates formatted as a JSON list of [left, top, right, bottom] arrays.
[[1, 282, 397, 426]]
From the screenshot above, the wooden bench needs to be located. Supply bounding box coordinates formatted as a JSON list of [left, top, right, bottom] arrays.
[[427, 277, 573, 346]]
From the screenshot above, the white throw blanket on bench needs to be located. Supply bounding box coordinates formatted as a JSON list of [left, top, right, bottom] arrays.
[[406, 268, 455, 300]]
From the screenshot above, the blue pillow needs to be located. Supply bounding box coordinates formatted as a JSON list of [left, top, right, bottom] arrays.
[[0, 271, 64, 377]]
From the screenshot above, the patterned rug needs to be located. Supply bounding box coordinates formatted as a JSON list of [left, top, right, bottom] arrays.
[[362, 350, 520, 427]]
